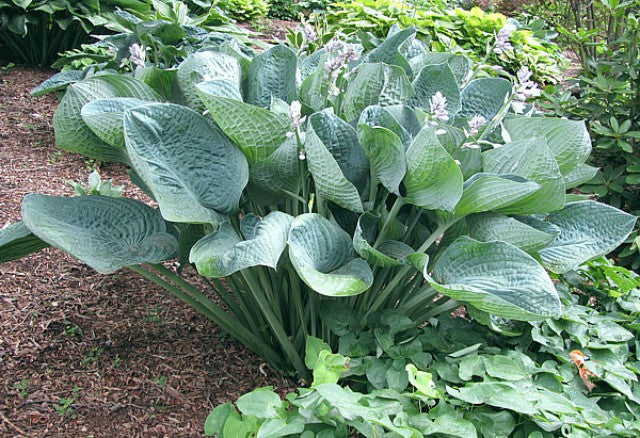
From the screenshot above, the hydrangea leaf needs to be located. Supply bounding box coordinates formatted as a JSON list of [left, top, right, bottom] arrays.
[[21, 194, 178, 274], [288, 214, 373, 297], [124, 103, 248, 224]]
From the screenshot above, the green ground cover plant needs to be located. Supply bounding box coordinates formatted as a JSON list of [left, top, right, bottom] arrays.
[[320, 0, 566, 83], [1, 26, 635, 385], [206, 257, 640, 436]]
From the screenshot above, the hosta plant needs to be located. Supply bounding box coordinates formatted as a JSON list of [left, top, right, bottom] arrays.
[[1, 27, 636, 377]]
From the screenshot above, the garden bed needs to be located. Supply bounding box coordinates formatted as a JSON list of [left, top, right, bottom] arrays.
[[0, 66, 288, 437]]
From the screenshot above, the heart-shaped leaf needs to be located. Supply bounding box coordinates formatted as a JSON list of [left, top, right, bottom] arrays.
[[411, 62, 461, 115], [459, 78, 511, 120], [190, 212, 293, 277], [0, 221, 49, 263], [288, 214, 373, 296], [124, 103, 248, 224], [426, 237, 561, 320], [353, 213, 414, 267], [357, 125, 406, 195], [246, 45, 297, 109], [454, 174, 540, 216], [466, 213, 559, 253], [404, 128, 463, 211], [21, 194, 178, 274], [538, 201, 637, 273], [81, 97, 147, 149]]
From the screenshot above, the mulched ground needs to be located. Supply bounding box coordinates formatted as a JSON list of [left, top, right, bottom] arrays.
[[0, 66, 291, 437]]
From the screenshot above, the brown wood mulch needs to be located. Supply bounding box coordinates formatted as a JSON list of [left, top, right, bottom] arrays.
[[0, 66, 291, 437]]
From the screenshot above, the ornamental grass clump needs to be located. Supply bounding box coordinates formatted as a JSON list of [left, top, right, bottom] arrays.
[[1, 27, 636, 377]]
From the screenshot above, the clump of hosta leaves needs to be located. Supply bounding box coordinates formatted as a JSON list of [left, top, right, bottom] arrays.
[[2, 27, 636, 377], [67, 170, 124, 197]]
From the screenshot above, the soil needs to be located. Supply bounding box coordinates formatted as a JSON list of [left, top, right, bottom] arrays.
[[0, 66, 290, 437]]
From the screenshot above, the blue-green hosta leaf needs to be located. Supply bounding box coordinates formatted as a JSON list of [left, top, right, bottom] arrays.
[[21, 194, 178, 274], [305, 125, 364, 213], [299, 67, 327, 112], [249, 135, 300, 202], [410, 53, 472, 86], [246, 45, 297, 109], [357, 125, 406, 195], [190, 212, 293, 277], [383, 105, 422, 136], [562, 164, 599, 189], [411, 62, 461, 115], [31, 70, 85, 97], [365, 26, 415, 75], [466, 213, 559, 254], [504, 116, 591, 175], [197, 79, 243, 100], [436, 125, 481, 179], [134, 66, 177, 101], [459, 78, 511, 120], [288, 214, 373, 297], [483, 138, 565, 214], [196, 83, 290, 165], [309, 111, 369, 191], [404, 128, 463, 211], [427, 237, 560, 320], [176, 51, 241, 110], [353, 213, 414, 267], [538, 201, 637, 273], [454, 174, 541, 217], [124, 103, 248, 224], [359, 105, 412, 148], [53, 75, 158, 162], [81, 97, 147, 149], [0, 221, 49, 263], [342, 63, 415, 121]]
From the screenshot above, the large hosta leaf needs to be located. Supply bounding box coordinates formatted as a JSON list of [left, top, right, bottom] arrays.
[[404, 128, 463, 211], [305, 125, 364, 213], [190, 212, 293, 277], [353, 213, 414, 267], [197, 83, 290, 165], [176, 51, 241, 110], [357, 125, 406, 195], [427, 237, 560, 320], [482, 138, 565, 214], [246, 45, 297, 109], [124, 103, 248, 224], [454, 174, 540, 216], [249, 135, 301, 202], [538, 202, 637, 273], [459, 78, 511, 120], [31, 70, 84, 97], [0, 221, 49, 263], [81, 97, 147, 149], [562, 164, 599, 189], [358, 105, 412, 149], [309, 111, 369, 191], [411, 62, 461, 115], [504, 116, 591, 175], [342, 63, 415, 121], [21, 194, 178, 274], [365, 26, 415, 75], [466, 213, 559, 254], [53, 75, 158, 162], [288, 214, 373, 296]]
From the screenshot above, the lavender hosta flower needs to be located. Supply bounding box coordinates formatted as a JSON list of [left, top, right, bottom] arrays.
[[287, 101, 306, 138], [467, 115, 487, 136], [342, 44, 360, 62], [512, 66, 542, 114], [428, 92, 449, 125], [325, 39, 344, 53], [494, 23, 516, 54], [129, 43, 146, 67], [303, 24, 317, 43]]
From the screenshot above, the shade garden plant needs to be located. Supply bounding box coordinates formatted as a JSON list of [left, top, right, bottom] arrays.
[[1, 26, 636, 386]]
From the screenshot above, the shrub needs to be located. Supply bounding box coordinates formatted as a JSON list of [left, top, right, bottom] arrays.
[[212, 0, 269, 21], [538, 2, 640, 268], [322, 0, 567, 84], [206, 257, 640, 436], [2, 28, 635, 378]]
